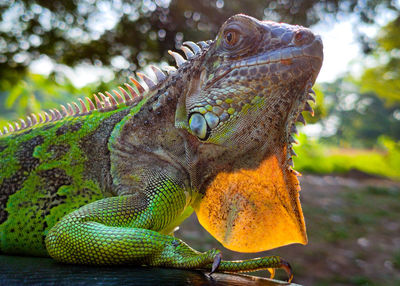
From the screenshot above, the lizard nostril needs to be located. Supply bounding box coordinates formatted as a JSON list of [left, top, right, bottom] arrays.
[[293, 29, 314, 46]]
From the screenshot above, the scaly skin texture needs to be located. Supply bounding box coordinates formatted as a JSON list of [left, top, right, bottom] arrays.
[[0, 14, 322, 282]]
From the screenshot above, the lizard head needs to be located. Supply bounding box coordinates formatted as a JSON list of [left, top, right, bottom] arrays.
[[182, 14, 322, 157], [175, 14, 323, 252]]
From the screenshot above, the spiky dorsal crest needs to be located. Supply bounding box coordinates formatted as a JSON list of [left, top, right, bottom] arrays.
[[0, 41, 211, 136]]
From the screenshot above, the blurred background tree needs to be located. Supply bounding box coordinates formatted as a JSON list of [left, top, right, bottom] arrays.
[[0, 0, 398, 82]]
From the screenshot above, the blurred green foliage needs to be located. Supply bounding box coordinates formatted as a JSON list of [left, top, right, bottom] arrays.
[[293, 133, 400, 180], [0, 72, 113, 127], [319, 78, 400, 147], [360, 16, 400, 105]]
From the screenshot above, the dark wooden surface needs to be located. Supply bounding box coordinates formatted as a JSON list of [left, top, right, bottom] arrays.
[[0, 255, 299, 286]]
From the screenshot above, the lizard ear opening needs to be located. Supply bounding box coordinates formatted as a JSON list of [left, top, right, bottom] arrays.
[[193, 153, 307, 253]]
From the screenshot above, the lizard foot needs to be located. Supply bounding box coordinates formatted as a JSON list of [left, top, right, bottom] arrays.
[[205, 255, 293, 283], [279, 259, 293, 283]]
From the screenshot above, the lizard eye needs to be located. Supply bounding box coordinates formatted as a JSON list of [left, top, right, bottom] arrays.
[[189, 113, 209, 140], [224, 30, 240, 47]]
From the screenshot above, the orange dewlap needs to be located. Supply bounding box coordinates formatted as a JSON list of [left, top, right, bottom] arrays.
[[194, 155, 307, 252]]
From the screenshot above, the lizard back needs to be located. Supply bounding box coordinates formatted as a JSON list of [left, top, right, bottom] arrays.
[[0, 105, 135, 255]]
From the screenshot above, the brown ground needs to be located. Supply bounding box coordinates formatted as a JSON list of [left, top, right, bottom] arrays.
[[176, 173, 400, 285]]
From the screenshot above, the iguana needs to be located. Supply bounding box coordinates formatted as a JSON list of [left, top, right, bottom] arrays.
[[0, 14, 323, 282]]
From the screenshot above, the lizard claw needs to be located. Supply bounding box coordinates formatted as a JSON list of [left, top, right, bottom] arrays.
[[280, 259, 293, 283], [210, 252, 222, 275], [267, 268, 275, 279]]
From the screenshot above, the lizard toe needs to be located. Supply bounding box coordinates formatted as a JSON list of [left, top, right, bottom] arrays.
[[210, 252, 222, 275]]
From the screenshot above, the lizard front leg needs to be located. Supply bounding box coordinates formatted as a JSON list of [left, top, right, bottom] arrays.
[[45, 193, 290, 280], [45, 182, 221, 269]]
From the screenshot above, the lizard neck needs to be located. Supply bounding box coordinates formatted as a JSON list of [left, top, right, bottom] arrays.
[[107, 68, 196, 197]]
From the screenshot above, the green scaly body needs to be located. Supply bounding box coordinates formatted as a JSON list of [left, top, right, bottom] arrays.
[[0, 14, 323, 282], [0, 105, 134, 255]]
